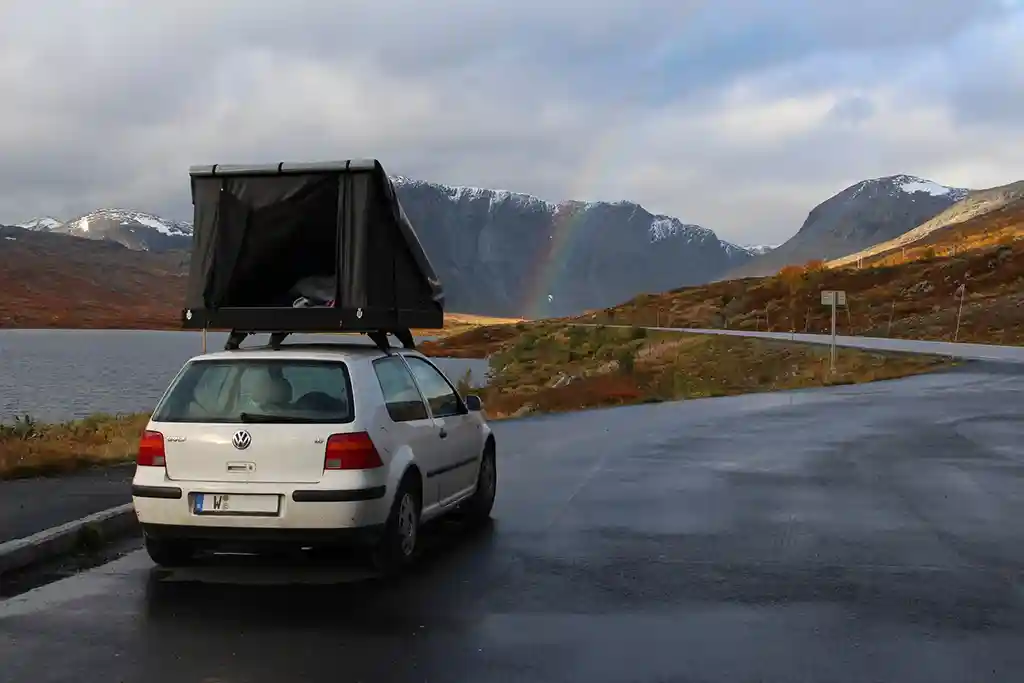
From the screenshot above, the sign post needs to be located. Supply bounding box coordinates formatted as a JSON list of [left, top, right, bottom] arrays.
[[821, 290, 847, 372], [954, 283, 966, 342]]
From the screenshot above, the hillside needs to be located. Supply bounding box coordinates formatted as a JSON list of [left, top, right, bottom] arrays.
[[827, 181, 1024, 269], [0, 226, 186, 328], [19, 209, 193, 252], [577, 239, 1024, 346], [0, 225, 521, 331], [728, 175, 970, 278]]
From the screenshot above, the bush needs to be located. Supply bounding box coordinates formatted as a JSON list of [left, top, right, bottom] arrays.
[[777, 264, 805, 292]]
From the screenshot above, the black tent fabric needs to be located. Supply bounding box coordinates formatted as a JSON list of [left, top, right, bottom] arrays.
[[182, 159, 444, 333]]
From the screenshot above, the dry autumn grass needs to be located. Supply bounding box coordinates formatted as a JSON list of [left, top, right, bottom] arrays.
[[569, 241, 1024, 346], [453, 323, 951, 420], [0, 413, 150, 480], [828, 197, 1024, 270]]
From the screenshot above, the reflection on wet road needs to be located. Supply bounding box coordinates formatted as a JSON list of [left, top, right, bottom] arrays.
[[2, 364, 1024, 682]]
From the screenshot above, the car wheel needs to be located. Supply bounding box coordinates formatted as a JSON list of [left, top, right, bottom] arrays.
[[144, 536, 196, 567], [464, 443, 496, 524], [372, 475, 421, 574]]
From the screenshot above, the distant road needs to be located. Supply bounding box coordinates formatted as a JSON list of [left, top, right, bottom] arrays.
[[587, 324, 1024, 363]]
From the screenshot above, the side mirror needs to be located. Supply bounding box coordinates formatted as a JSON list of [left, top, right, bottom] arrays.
[[464, 394, 483, 412]]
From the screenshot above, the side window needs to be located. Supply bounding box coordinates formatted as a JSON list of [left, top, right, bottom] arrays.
[[404, 357, 463, 418], [373, 357, 429, 423]]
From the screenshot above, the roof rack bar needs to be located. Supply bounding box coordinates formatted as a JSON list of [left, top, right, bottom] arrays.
[[221, 328, 417, 353]]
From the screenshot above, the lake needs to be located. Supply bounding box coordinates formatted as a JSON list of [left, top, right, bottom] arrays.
[[0, 330, 491, 423]]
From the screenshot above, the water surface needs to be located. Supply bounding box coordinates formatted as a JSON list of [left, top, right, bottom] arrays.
[[0, 330, 489, 422]]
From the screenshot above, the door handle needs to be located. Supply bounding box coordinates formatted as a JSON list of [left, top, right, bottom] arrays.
[[439, 428, 447, 439]]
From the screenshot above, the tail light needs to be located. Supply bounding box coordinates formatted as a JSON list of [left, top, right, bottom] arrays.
[[137, 430, 166, 467], [324, 432, 383, 470]]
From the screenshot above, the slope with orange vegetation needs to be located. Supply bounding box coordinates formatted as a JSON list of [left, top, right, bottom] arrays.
[[0, 227, 519, 334], [0, 227, 187, 329], [829, 196, 1024, 270], [571, 240, 1024, 346]]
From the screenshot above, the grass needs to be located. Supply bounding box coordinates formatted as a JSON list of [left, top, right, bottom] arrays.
[[462, 322, 952, 420], [0, 413, 150, 480]]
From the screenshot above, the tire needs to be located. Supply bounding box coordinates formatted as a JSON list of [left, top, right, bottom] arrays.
[[464, 443, 496, 524], [371, 475, 422, 574], [144, 536, 196, 567]]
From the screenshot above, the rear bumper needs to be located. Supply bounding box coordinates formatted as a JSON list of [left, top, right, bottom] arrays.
[[141, 522, 384, 548], [132, 482, 391, 533]]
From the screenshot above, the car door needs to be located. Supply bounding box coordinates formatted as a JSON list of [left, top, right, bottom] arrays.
[[371, 356, 444, 512], [402, 355, 482, 504]]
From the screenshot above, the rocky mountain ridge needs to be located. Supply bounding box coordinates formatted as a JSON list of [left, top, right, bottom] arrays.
[[15, 178, 757, 317]]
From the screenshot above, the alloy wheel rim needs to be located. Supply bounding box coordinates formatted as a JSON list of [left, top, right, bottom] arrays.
[[397, 493, 417, 556]]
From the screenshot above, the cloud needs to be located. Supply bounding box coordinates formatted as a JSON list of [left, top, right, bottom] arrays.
[[0, 0, 1022, 245]]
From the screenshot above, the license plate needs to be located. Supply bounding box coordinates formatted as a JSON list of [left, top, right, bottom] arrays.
[[192, 493, 280, 515]]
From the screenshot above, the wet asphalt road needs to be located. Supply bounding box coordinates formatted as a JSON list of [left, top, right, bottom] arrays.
[[2, 364, 1024, 682]]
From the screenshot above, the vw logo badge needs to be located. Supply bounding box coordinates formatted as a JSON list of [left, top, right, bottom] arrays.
[[232, 430, 252, 450]]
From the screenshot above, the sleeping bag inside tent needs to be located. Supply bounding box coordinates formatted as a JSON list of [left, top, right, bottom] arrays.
[[181, 159, 444, 333]]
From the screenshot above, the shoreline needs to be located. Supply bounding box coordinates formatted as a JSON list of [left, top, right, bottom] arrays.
[[1, 327, 954, 480]]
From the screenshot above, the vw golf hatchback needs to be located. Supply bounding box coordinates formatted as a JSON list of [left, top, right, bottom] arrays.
[[131, 341, 496, 570]]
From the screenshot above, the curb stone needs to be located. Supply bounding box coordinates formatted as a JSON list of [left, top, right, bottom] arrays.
[[0, 503, 138, 579]]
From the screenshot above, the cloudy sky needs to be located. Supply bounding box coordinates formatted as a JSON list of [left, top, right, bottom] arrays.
[[1, 0, 1023, 244]]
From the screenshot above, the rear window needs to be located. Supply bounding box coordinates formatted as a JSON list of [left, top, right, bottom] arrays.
[[152, 359, 354, 424]]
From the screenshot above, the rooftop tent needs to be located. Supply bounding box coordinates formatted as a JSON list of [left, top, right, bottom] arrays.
[[181, 159, 444, 345]]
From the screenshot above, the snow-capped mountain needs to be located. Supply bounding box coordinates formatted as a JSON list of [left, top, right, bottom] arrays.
[[848, 174, 970, 202], [392, 177, 727, 246], [738, 244, 777, 256], [18, 217, 63, 231], [389, 176, 754, 316], [17, 209, 193, 252], [829, 179, 1024, 267], [727, 174, 974, 278]]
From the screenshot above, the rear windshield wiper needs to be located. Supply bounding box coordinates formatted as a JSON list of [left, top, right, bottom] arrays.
[[238, 412, 322, 424]]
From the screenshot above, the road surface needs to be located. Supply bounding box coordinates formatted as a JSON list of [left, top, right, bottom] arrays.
[[2, 364, 1023, 682]]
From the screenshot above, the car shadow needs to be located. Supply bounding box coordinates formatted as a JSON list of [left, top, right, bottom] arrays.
[[142, 515, 498, 623]]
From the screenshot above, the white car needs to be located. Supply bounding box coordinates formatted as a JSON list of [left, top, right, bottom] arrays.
[[131, 341, 496, 571]]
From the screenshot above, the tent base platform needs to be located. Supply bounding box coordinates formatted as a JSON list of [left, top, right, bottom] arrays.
[[181, 306, 443, 333]]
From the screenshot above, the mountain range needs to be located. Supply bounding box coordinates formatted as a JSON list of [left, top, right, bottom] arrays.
[[13, 180, 769, 318], [7, 171, 1023, 324]]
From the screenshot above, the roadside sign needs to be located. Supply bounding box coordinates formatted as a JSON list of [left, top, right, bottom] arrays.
[[820, 290, 847, 373], [821, 290, 846, 306]]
